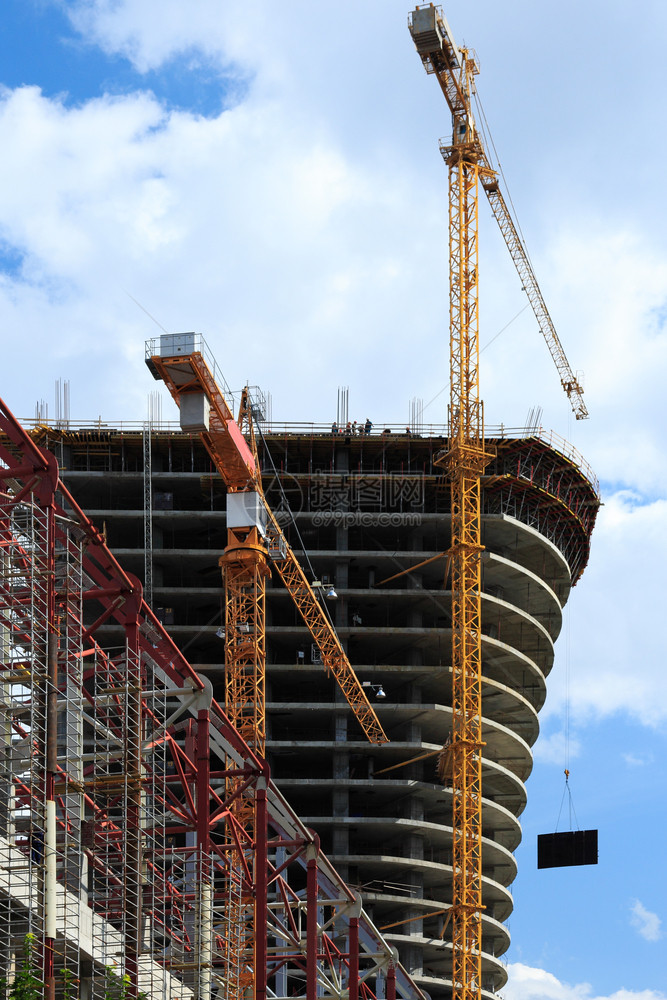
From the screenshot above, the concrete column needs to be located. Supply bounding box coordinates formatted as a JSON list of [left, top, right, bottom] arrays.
[[333, 705, 349, 877], [405, 720, 422, 779], [335, 525, 348, 629], [406, 562, 424, 666]]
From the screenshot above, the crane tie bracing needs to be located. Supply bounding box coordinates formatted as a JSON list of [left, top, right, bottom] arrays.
[[409, 6, 588, 1000]]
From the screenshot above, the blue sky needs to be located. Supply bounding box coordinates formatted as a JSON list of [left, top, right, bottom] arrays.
[[1, 2, 666, 998], [0, 0, 232, 115]]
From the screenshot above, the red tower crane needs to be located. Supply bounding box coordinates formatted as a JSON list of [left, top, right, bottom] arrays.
[[147, 334, 388, 999]]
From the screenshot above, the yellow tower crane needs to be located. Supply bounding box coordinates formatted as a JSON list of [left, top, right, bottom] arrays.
[[408, 6, 588, 1000]]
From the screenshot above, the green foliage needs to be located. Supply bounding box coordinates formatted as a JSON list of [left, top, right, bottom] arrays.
[[103, 966, 128, 1000], [61, 968, 76, 1000], [102, 966, 148, 1000], [1, 934, 41, 1000], [0, 941, 148, 1000]]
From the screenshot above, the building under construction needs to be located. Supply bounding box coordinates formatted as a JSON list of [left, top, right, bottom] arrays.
[[10, 413, 599, 999], [0, 2, 601, 995]]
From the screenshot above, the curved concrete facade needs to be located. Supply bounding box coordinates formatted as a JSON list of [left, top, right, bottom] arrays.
[[261, 430, 598, 1000]]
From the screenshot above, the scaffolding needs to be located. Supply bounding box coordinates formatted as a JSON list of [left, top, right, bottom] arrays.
[[0, 396, 425, 1000], [143, 422, 153, 611]]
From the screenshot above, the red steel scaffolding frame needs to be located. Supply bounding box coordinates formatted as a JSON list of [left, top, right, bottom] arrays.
[[0, 395, 425, 1000]]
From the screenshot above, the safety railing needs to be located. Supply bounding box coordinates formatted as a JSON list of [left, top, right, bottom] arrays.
[[16, 417, 598, 496]]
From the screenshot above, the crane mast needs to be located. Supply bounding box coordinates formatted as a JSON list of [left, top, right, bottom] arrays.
[[445, 74, 489, 1000], [418, 19, 489, 998]]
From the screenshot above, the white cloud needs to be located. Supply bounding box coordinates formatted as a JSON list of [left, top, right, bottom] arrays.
[[66, 0, 264, 76], [541, 491, 667, 725], [481, 220, 667, 493], [622, 752, 653, 768], [505, 963, 667, 1000], [565, 233, 667, 496], [505, 964, 589, 1000], [630, 901, 662, 943], [0, 85, 178, 270], [0, 67, 447, 423], [0, 0, 663, 448], [532, 729, 581, 766], [0, 2, 662, 722]]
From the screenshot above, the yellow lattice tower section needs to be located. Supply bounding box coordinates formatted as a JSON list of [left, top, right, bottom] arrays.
[[220, 524, 269, 1000], [221, 527, 269, 762], [443, 160, 486, 999], [436, 56, 492, 1000]]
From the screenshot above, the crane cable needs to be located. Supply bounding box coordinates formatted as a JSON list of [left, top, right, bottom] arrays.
[[555, 768, 580, 834], [555, 601, 580, 832], [474, 87, 588, 838], [421, 303, 530, 416], [472, 89, 536, 274]]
